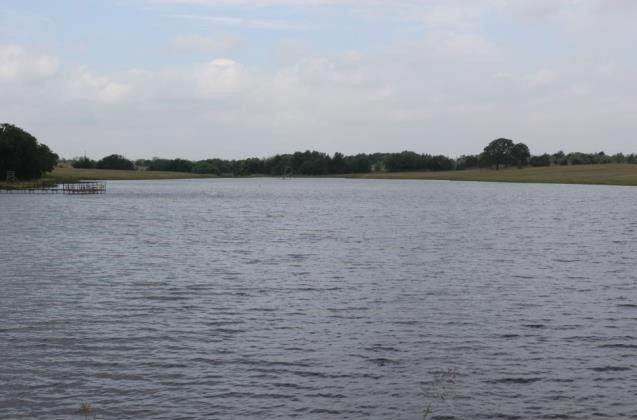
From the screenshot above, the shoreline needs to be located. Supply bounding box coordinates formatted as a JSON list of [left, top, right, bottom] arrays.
[[3, 164, 637, 189], [345, 164, 637, 186]]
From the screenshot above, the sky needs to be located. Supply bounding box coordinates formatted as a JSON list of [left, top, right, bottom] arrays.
[[1, 0, 636, 160]]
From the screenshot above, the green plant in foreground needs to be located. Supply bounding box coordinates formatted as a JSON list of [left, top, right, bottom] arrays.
[[422, 368, 458, 419]]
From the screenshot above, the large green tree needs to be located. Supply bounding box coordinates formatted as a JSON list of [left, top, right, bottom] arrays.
[[0, 123, 59, 180], [481, 138, 515, 169], [96, 154, 135, 170], [511, 143, 531, 168]]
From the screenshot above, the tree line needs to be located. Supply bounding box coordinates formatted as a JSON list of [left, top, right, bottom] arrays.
[[74, 138, 637, 176], [74, 151, 376, 176], [4, 123, 637, 180]]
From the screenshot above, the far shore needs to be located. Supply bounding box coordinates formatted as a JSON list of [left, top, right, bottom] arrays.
[[346, 164, 637, 186], [47, 166, 218, 182], [4, 164, 637, 188]]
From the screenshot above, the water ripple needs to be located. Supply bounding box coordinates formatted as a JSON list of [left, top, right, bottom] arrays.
[[1, 179, 637, 419]]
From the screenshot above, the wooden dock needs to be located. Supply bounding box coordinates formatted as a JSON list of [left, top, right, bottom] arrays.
[[0, 180, 106, 194]]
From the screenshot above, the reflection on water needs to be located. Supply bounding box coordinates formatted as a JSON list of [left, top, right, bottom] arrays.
[[1, 178, 637, 419]]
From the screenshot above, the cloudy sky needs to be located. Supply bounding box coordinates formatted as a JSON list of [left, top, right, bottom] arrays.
[[1, 0, 636, 159]]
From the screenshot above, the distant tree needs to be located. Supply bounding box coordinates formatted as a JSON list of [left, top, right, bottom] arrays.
[[240, 157, 265, 175], [37, 143, 59, 174], [564, 151, 613, 166], [368, 153, 388, 171], [455, 155, 480, 170], [134, 158, 152, 168], [268, 154, 290, 176], [96, 154, 135, 170], [0, 123, 59, 179], [612, 153, 626, 164], [291, 151, 306, 173], [148, 158, 170, 171], [481, 138, 515, 169], [72, 156, 96, 169], [167, 158, 193, 173], [553, 151, 568, 166], [344, 154, 372, 173], [529, 154, 551, 167], [382, 151, 455, 172], [430, 155, 455, 171], [467, 155, 481, 168], [511, 143, 531, 168], [298, 152, 329, 175], [595, 151, 612, 164], [280, 150, 330, 175], [384, 151, 421, 172], [330, 152, 347, 174], [192, 160, 221, 175], [568, 152, 589, 165]]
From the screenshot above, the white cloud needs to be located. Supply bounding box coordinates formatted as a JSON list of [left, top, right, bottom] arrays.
[[152, 0, 369, 6], [192, 58, 249, 97], [4, 0, 637, 158], [170, 14, 304, 30], [0, 45, 59, 82], [569, 82, 592, 97], [431, 31, 500, 63], [172, 34, 243, 52], [525, 68, 559, 89], [66, 67, 132, 104], [503, 0, 565, 21]]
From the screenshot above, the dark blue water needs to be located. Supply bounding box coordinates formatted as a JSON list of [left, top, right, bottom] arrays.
[[1, 178, 636, 419]]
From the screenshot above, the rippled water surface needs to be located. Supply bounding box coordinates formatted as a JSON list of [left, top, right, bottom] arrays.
[[1, 178, 637, 419]]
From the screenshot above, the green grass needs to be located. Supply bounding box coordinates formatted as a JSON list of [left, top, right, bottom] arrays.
[[347, 164, 637, 186], [46, 166, 217, 182], [0, 179, 58, 190], [4, 164, 637, 188]]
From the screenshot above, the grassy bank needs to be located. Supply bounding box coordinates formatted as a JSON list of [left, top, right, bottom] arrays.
[[347, 164, 637, 186], [47, 166, 216, 182], [0, 180, 58, 190], [4, 164, 637, 188]]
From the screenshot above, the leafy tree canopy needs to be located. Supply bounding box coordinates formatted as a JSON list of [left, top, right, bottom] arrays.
[[0, 123, 59, 180], [72, 156, 96, 169], [96, 154, 135, 170], [481, 138, 515, 169], [511, 143, 531, 167], [481, 138, 531, 169]]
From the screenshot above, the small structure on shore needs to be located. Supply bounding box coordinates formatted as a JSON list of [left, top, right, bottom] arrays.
[[62, 181, 106, 194], [0, 180, 106, 194]]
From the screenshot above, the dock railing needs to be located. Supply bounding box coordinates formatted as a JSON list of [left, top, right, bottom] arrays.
[[0, 180, 106, 194], [62, 181, 106, 194]]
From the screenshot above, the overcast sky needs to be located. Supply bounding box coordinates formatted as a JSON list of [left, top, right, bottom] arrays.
[[1, 0, 636, 159]]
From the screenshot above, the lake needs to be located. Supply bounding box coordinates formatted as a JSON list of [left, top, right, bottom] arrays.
[[1, 178, 636, 419]]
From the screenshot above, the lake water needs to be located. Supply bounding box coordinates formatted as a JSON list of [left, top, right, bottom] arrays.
[[1, 178, 637, 419]]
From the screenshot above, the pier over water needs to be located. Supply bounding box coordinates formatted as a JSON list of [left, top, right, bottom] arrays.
[[0, 180, 106, 194]]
